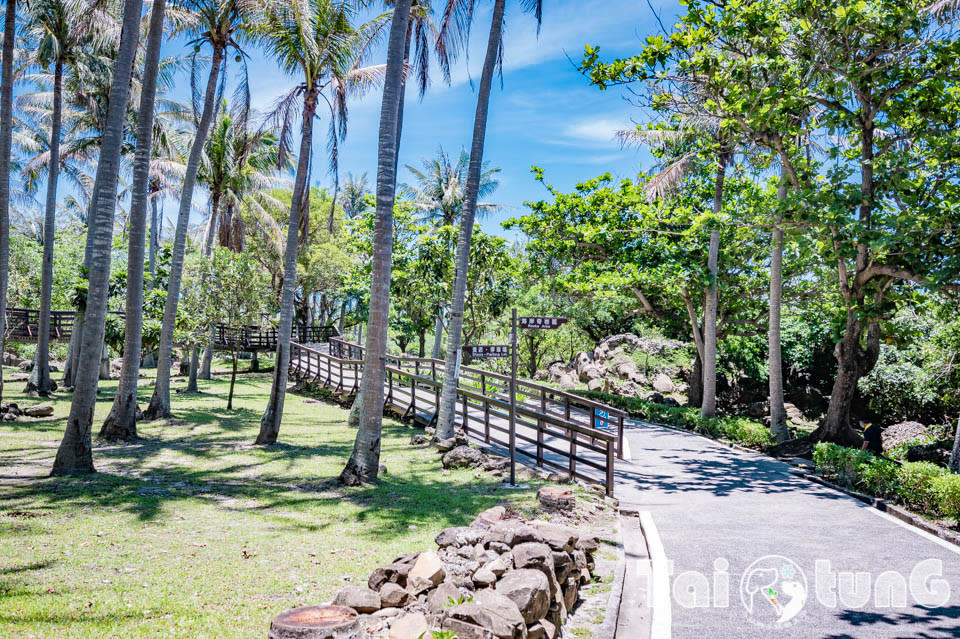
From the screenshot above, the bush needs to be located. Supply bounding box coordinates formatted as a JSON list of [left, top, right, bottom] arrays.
[[931, 474, 960, 522], [897, 462, 948, 513], [859, 457, 900, 498], [812, 442, 874, 487]]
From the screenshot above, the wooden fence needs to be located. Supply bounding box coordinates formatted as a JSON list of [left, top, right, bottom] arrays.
[[292, 338, 627, 496]]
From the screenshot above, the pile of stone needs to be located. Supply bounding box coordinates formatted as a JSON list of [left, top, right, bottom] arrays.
[[1, 402, 54, 421], [881, 421, 928, 452], [534, 334, 687, 403], [331, 505, 600, 639]]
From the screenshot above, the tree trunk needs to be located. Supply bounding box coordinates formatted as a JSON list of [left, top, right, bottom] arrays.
[[418, 330, 426, 358], [431, 313, 443, 359], [98, 0, 166, 441], [768, 182, 787, 441], [687, 351, 703, 408], [255, 89, 319, 444], [701, 153, 725, 419], [199, 198, 218, 380], [148, 188, 158, 286], [51, 0, 143, 475], [250, 350, 259, 372], [228, 350, 237, 410], [950, 417, 960, 474], [340, 0, 412, 483], [29, 58, 64, 395], [144, 44, 224, 420], [187, 345, 199, 392], [0, 0, 15, 402], [434, 0, 505, 441]]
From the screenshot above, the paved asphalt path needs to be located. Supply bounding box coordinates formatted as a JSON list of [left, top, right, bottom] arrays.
[[615, 420, 960, 639]]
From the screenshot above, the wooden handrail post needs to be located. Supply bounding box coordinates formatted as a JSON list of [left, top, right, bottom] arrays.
[[569, 433, 577, 480], [617, 413, 625, 460], [606, 439, 615, 496]]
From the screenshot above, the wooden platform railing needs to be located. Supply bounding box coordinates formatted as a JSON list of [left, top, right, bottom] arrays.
[[329, 337, 627, 458], [294, 339, 623, 496]]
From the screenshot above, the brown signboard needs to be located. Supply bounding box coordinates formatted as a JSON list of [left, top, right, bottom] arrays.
[[518, 316, 567, 330], [464, 344, 511, 358]]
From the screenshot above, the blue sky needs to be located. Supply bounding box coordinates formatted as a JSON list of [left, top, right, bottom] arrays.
[[160, 0, 680, 238]]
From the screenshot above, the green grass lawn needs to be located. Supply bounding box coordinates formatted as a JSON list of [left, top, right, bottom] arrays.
[[0, 360, 543, 638]]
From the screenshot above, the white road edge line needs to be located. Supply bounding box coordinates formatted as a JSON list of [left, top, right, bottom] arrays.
[[639, 510, 672, 639], [863, 506, 960, 556]]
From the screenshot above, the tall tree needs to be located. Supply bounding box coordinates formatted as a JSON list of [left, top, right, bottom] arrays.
[[0, 0, 17, 402], [401, 146, 500, 226], [144, 0, 249, 419], [51, 0, 144, 475], [339, 0, 412, 482], [98, 0, 167, 441], [435, 0, 541, 440], [255, 0, 389, 444], [26, 0, 103, 394]]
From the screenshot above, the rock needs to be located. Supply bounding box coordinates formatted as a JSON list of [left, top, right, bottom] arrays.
[[436, 438, 457, 452], [333, 586, 381, 613], [612, 380, 644, 397], [562, 577, 579, 610], [573, 351, 592, 375], [471, 505, 507, 529], [427, 580, 462, 614], [578, 364, 604, 383], [18, 360, 32, 371], [575, 535, 600, 554], [473, 565, 497, 587], [379, 583, 411, 608], [409, 433, 429, 445], [552, 552, 573, 583], [487, 553, 513, 577], [882, 421, 928, 451], [586, 378, 605, 392], [441, 617, 495, 639], [527, 522, 577, 552], [652, 373, 674, 394], [407, 551, 445, 593], [23, 404, 54, 417], [443, 445, 485, 469], [906, 442, 950, 465], [436, 526, 485, 548], [389, 612, 430, 639], [512, 543, 558, 599], [372, 607, 401, 618], [483, 521, 545, 548], [368, 562, 412, 591], [557, 374, 577, 390], [482, 456, 511, 472], [448, 590, 526, 639], [527, 619, 556, 639], [495, 569, 550, 624], [536, 486, 574, 512]]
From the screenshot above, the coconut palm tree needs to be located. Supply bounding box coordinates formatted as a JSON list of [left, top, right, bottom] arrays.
[[98, 0, 167, 441], [254, 0, 391, 445], [434, 0, 541, 440], [338, 171, 370, 218], [339, 0, 412, 481], [51, 0, 145, 476], [144, 0, 254, 419], [0, 0, 19, 402], [24, 0, 109, 395], [401, 146, 500, 226]]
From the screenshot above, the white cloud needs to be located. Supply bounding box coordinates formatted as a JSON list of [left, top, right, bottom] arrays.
[[564, 117, 629, 145]]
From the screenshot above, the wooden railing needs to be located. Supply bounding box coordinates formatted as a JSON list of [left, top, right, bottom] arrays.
[[296, 338, 625, 496]]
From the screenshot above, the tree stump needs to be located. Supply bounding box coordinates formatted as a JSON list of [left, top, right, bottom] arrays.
[[537, 485, 575, 512], [268, 605, 360, 639]]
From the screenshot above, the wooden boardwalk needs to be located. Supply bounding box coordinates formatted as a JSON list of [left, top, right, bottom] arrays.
[[290, 338, 627, 496], [3, 308, 337, 352]]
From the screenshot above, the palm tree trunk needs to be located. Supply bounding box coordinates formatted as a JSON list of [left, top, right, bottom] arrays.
[[187, 344, 199, 392], [51, 0, 143, 475], [949, 417, 960, 474], [339, 0, 413, 481], [199, 199, 218, 380], [255, 89, 319, 444], [29, 58, 64, 395], [144, 44, 225, 420], [148, 187, 158, 286], [768, 180, 788, 442], [700, 155, 725, 419], [99, 0, 166, 441], [0, 0, 15, 402], [434, 0, 506, 440], [228, 349, 238, 410], [431, 312, 443, 359]]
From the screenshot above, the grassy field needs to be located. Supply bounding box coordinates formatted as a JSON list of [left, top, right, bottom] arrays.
[[0, 360, 544, 638]]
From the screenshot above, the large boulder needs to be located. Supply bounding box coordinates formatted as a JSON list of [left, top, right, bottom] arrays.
[[447, 590, 527, 639], [389, 612, 430, 639], [906, 442, 950, 465], [495, 569, 550, 624], [436, 526, 485, 549], [427, 580, 462, 614], [441, 618, 496, 639], [586, 378, 605, 392], [443, 445, 485, 469], [483, 521, 545, 548], [407, 551, 445, 593], [23, 404, 54, 418], [512, 542, 559, 599], [882, 421, 928, 451], [651, 373, 674, 394], [379, 582, 411, 608], [557, 374, 577, 390], [333, 586, 380, 613], [527, 521, 577, 552], [368, 562, 413, 591]]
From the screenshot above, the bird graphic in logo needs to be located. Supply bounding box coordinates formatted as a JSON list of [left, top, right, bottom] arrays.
[[741, 556, 808, 627]]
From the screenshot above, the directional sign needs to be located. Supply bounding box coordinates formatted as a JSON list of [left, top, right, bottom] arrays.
[[464, 344, 511, 359], [518, 316, 567, 330], [594, 408, 613, 431]]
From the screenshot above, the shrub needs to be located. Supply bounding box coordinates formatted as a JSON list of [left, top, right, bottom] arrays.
[[931, 473, 960, 522], [813, 442, 873, 488], [896, 462, 948, 513], [858, 457, 901, 498]]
